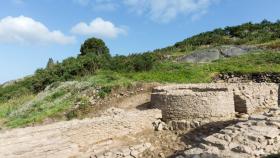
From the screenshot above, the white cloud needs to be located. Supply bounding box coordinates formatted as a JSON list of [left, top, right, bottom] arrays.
[[73, 0, 90, 6], [0, 16, 75, 45], [123, 0, 218, 23], [73, 0, 117, 11], [72, 0, 219, 23], [71, 17, 126, 39], [93, 2, 117, 11]]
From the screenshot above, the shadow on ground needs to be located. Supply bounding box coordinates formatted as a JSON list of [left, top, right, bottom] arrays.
[[136, 102, 152, 111], [167, 119, 242, 158]]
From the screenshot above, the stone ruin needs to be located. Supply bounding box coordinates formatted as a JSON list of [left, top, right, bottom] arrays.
[[151, 83, 279, 130]]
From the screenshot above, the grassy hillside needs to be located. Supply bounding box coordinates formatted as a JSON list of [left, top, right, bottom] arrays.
[[155, 20, 280, 55], [1, 20, 280, 128], [1, 51, 280, 128]]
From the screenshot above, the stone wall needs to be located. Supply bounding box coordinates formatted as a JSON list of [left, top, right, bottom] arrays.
[[151, 84, 235, 122], [151, 83, 279, 124], [230, 83, 279, 113], [214, 72, 280, 83]]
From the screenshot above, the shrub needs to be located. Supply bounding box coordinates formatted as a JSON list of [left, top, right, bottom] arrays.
[[110, 52, 158, 72]]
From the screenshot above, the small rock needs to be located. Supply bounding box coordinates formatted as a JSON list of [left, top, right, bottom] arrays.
[[158, 152, 165, 157], [152, 120, 167, 131], [231, 145, 252, 154], [249, 115, 267, 121]]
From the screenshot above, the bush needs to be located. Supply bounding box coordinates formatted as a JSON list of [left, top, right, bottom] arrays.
[[169, 20, 280, 51], [110, 52, 158, 72], [0, 38, 114, 101]]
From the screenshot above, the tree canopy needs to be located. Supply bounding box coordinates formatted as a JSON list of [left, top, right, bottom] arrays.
[[80, 37, 111, 60]]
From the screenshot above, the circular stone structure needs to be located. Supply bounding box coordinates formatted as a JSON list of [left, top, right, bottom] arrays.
[[151, 84, 236, 122]]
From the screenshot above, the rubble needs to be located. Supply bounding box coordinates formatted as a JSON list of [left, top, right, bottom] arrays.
[[178, 108, 280, 158]]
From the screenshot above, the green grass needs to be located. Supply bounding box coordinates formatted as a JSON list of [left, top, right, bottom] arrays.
[[6, 96, 73, 128], [125, 62, 213, 83], [83, 51, 280, 87], [0, 95, 35, 120], [0, 82, 92, 128], [1, 51, 280, 128], [119, 51, 280, 84], [84, 70, 134, 88], [210, 51, 280, 73], [0, 95, 37, 128]]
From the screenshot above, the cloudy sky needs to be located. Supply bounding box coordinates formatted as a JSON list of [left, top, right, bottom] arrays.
[[0, 0, 280, 83]]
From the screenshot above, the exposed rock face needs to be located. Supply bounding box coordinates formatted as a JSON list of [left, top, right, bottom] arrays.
[[178, 45, 258, 63], [179, 49, 221, 63], [0, 108, 161, 158], [177, 108, 280, 158], [151, 83, 279, 130]]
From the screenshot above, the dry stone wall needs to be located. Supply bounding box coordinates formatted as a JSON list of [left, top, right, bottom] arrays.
[[230, 83, 278, 113], [151, 83, 279, 125], [151, 84, 235, 122]]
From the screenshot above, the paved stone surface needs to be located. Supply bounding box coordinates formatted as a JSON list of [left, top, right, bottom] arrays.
[[177, 108, 280, 158], [0, 108, 161, 158]]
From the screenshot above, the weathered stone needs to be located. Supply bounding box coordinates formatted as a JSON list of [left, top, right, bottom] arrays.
[[231, 145, 253, 154], [249, 115, 267, 121], [204, 136, 229, 150], [178, 45, 257, 63], [0, 108, 160, 158], [152, 120, 167, 131], [151, 83, 279, 123], [151, 84, 236, 122], [180, 108, 280, 158]]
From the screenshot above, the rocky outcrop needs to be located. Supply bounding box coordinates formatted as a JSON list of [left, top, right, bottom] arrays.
[[177, 108, 280, 158], [179, 48, 221, 63], [178, 45, 258, 63]]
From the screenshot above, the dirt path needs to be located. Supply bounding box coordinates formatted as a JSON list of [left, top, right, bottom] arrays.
[[0, 108, 161, 158]]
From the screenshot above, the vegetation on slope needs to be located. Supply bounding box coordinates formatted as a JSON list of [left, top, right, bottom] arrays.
[[156, 19, 280, 54], [1, 20, 280, 128], [1, 51, 280, 128]]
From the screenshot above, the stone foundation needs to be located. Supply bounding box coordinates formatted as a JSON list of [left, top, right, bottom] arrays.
[[151, 83, 279, 125], [151, 84, 235, 122], [230, 83, 278, 113]]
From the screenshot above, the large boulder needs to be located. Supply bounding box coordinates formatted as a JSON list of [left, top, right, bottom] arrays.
[[179, 48, 220, 63], [179, 45, 258, 63], [220, 46, 248, 57]]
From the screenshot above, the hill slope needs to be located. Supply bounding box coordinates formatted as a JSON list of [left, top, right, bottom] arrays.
[[1, 20, 280, 128], [155, 20, 280, 55]]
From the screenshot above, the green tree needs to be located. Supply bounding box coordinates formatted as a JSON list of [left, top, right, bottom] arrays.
[[80, 37, 111, 59], [46, 58, 55, 69]]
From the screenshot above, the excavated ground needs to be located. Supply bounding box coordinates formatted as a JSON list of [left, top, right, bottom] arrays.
[[0, 87, 280, 158]]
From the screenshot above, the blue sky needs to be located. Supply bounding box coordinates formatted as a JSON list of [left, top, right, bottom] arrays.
[[0, 0, 280, 83]]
